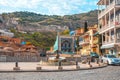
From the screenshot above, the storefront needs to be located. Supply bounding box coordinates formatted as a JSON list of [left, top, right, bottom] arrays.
[[101, 44, 120, 57], [101, 44, 116, 54]]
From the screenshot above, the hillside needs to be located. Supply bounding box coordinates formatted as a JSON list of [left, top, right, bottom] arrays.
[[0, 10, 98, 32]]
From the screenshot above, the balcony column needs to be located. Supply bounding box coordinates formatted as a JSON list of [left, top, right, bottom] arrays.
[[104, 0, 106, 7], [105, 32, 107, 44], [98, 5, 101, 15], [115, 0, 117, 4], [105, 15, 107, 28], [100, 2, 102, 12], [114, 28, 117, 43], [109, 0, 110, 5], [114, 8, 116, 25], [109, 30, 111, 43], [109, 12, 111, 27], [101, 34, 103, 45]]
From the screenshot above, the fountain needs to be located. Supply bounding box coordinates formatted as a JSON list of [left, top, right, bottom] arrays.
[[39, 33, 76, 66], [48, 50, 66, 62], [39, 50, 75, 66]]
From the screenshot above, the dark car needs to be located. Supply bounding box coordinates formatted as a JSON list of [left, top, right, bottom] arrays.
[[40, 53, 46, 57], [90, 52, 99, 62]]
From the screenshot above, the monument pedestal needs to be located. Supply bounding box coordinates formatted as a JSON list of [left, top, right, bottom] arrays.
[[36, 67, 42, 70], [76, 66, 80, 69], [13, 67, 20, 70], [58, 66, 63, 70]]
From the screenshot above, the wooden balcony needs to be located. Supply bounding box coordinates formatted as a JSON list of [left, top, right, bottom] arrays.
[[79, 40, 90, 45], [103, 40, 114, 45]]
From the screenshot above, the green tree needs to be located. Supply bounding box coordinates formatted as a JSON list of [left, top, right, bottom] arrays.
[[61, 29, 69, 35]]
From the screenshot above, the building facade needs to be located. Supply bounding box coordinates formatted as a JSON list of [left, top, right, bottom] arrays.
[[97, 0, 120, 56], [79, 26, 100, 55]]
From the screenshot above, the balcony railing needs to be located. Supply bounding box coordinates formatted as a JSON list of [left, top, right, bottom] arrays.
[[79, 41, 90, 45], [98, 1, 115, 19], [103, 40, 114, 45], [99, 21, 120, 33]]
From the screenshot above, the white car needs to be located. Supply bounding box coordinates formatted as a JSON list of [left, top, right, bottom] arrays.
[[102, 54, 120, 65]]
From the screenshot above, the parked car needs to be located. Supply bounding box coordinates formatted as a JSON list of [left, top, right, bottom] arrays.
[[90, 52, 99, 62], [102, 54, 120, 65]]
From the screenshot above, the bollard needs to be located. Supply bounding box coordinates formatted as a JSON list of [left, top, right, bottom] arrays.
[[13, 62, 20, 70], [76, 61, 78, 66], [36, 66, 42, 70], [96, 59, 100, 66], [88, 60, 90, 65], [16, 62, 18, 67], [58, 61, 63, 70], [76, 61, 80, 69], [96, 59, 99, 64], [59, 61, 61, 66], [88, 60, 92, 68]]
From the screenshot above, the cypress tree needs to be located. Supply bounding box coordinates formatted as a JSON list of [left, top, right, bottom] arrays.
[[84, 21, 88, 32]]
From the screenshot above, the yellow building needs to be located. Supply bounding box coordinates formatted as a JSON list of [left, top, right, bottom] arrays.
[[79, 25, 100, 55]]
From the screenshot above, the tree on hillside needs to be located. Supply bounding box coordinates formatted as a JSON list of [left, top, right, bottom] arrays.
[[60, 29, 69, 35]]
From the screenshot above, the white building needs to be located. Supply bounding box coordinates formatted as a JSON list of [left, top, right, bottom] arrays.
[[0, 30, 14, 37], [97, 0, 120, 56]]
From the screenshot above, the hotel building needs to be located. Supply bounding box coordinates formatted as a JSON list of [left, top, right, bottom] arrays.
[[97, 0, 120, 56]]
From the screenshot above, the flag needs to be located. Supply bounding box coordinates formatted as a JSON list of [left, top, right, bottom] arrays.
[[53, 36, 59, 52]]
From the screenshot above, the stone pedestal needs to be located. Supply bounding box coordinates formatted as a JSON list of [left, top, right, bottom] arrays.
[[97, 63, 101, 66], [13, 67, 20, 70], [76, 66, 80, 69], [58, 66, 63, 70], [36, 67, 42, 70], [89, 64, 92, 68]]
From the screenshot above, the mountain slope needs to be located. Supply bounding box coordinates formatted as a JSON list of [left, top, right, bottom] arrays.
[[0, 10, 98, 31]]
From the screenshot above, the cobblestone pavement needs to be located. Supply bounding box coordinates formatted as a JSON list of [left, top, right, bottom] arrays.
[[0, 66, 120, 80]]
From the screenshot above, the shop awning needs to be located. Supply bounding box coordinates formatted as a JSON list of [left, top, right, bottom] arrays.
[[101, 44, 115, 49], [93, 32, 99, 36]]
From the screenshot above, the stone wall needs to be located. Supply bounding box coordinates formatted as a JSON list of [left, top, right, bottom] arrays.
[[0, 55, 43, 62], [0, 51, 43, 62]]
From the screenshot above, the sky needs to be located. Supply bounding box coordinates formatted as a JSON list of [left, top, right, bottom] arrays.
[[0, 0, 98, 15]]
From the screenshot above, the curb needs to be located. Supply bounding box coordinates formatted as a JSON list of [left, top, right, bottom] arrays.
[[0, 64, 107, 73]]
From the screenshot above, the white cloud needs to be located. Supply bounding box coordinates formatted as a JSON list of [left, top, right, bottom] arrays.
[[0, 0, 98, 15]]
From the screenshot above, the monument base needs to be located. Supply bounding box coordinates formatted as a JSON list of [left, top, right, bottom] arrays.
[[13, 67, 20, 70], [58, 66, 63, 70], [36, 67, 42, 70]]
